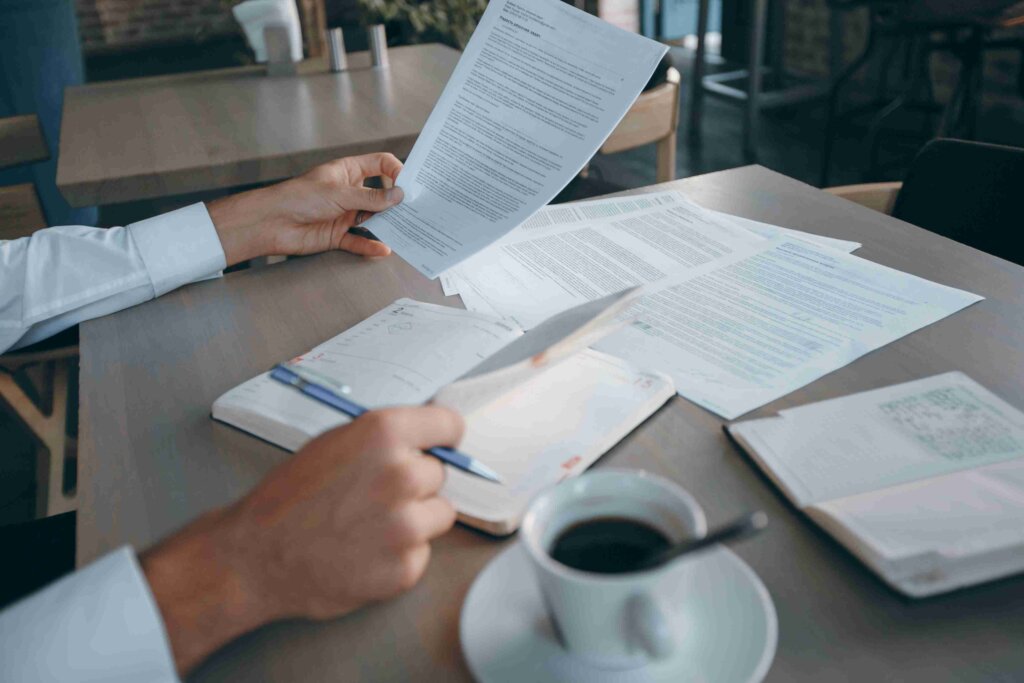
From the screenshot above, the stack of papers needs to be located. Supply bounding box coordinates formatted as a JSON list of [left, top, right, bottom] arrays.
[[341, 0, 982, 421], [443, 191, 982, 418], [441, 191, 861, 323], [727, 373, 1024, 597]]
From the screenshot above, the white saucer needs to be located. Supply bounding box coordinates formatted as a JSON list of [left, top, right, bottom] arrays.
[[460, 543, 777, 683]]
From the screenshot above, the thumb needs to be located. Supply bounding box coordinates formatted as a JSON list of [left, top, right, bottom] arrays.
[[346, 186, 404, 213]]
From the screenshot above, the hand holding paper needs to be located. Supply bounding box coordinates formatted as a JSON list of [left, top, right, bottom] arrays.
[[362, 0, 668, 278]]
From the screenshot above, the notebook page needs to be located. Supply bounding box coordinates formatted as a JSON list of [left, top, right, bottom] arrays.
[[433, 288, 639, 424], [213, 299, 521, 445], [730, 373, 1024, 506], [441, 349, 674, 532], [808, 459, 1024, 596]]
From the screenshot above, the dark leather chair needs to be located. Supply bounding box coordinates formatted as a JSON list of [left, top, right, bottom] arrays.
[[892, 138, 1024, 265], [828, 138, 1024, 266]]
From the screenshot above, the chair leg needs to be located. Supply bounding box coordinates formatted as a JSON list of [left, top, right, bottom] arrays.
[[687, 0, 712, 143], [0, 359, 77, 518], [656, 131, 678, 183], [917, 36, 939, 139], [864, 32, 921, 179], [821, 19, 878, 187], [864, 93, 908, 180], [1018, 45, 1024, 99], [938, 28, 985, 139], [874, 33, 902, 103], [743, 0, 769, 161], [961, 30, 985, 140]]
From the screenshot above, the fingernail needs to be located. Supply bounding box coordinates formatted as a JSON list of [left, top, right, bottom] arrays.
[[386, 187, 404, 205]]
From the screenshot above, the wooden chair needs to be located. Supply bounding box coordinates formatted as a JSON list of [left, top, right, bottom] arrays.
[[0, 114, 48, 239], [0, 114, 48, 169], [556, 65, 681, 203], [825, 181, 902, 215], [599, 66, 681, 184], [1, 113, 79, 518]]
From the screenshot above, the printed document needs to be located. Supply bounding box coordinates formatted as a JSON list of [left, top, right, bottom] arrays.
[[440, 191, 860, 296], [440, 191, 689, 295], [448, 198, 770, 328], [361, 0, 667, 278], [593, 239, 983, 419]]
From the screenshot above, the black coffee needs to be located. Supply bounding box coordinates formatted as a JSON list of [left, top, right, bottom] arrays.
[[549, 517, 671, 574]]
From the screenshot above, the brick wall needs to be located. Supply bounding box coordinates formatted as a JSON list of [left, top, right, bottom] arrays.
[[783, 0, 1023, 110], [76, 0, 240, 53]]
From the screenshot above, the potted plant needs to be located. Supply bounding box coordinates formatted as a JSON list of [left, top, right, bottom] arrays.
[[356, 0, 488, 52], [405, 0, 488, 50]]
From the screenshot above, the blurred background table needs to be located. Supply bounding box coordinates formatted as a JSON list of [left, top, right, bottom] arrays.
[[77, 165, 1024, 681], [55, 43, 458, 208]]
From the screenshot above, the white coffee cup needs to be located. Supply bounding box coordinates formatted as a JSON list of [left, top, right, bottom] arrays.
[[520, 469, 707, 669]]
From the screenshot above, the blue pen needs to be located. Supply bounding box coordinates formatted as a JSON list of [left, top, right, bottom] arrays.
[[269, 363, 502, 483]]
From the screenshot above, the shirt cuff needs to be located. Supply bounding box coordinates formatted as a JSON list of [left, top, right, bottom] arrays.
[[0, 546, 179, 682], [129, 202, 227, 298]]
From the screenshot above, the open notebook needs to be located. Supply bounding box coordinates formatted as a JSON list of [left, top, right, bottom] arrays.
[[727, 372, 1024, 597], [213, 291, 674, 534]]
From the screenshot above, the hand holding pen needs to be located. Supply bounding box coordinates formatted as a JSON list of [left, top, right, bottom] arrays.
[[270, 363, 502, 483]]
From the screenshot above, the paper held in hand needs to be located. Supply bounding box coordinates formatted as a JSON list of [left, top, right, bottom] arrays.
[[212, 291, 674, 534], [361, 0, 668, 278]]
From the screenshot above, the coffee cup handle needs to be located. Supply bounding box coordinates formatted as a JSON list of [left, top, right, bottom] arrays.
[[627, 593, 675, 660]]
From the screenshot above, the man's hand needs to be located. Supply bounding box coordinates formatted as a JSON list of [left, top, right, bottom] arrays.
[[207, 153, 404, 266], [140, 406, 463, 674]]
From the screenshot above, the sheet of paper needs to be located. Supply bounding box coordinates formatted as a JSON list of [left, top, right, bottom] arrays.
[[438, 191, 685, 296], [442, 349, 674, 528], [448, 198, 768, 328], [714, 212, 861, 254], [742, 372, 1024, 506], [214, 299, 522, 439], [439, 191, 860, 297], [593, 240, 983, 420], [361, 0, 667, 278]]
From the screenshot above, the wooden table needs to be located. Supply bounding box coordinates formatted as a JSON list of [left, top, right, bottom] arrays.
[[78, 166, 1024, 681], [56, 43, 459, 208]]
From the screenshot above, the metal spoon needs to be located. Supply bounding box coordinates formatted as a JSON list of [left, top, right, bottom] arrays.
[[634, 511, 768, 571]]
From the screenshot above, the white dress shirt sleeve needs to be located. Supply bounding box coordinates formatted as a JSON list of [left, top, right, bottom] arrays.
[[0, 203, 226, 678], [0, 202, 226, 354], [0, 547, 179, 682]]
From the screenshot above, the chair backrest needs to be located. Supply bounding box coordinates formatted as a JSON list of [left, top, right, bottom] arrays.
[[600, 67, 681, 183], [0, 184, 46, 241], [0, 115, 49, 170], [892, 138, 1024, 265]]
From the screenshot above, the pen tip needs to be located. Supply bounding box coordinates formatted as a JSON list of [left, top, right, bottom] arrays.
[[472, 461, 502, 483]]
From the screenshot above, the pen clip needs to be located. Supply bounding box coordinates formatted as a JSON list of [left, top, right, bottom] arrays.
[[281, 361, 352, 395]]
